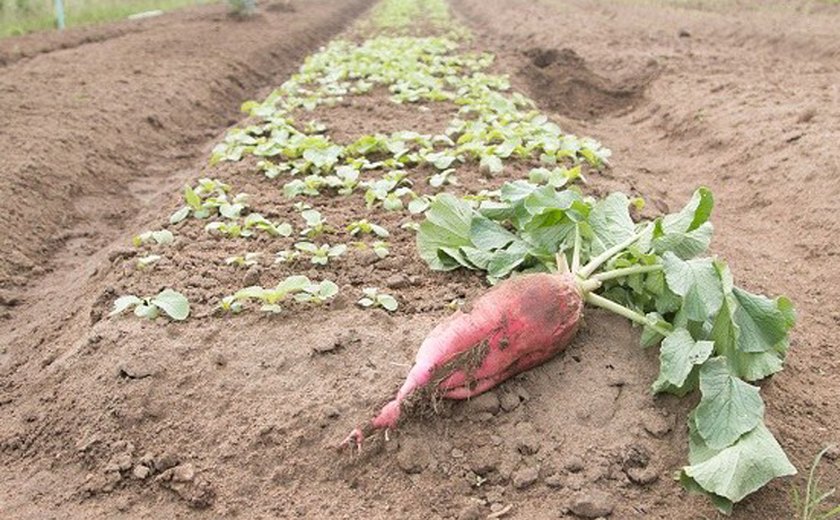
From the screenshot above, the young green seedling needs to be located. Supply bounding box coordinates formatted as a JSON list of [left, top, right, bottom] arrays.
[[346, 219, 389, 238], [170, 178, 249, 224], [136, 255, 162, 270], [300, 209, 333, 238], [295, 242, 347, 265], [275, 249, 301, 264], [225, 252, 262, 268], [358, 287, 398, 312], [221, 275, 339, 313], [133, 230, 174, 247], [428, 168, 458, 188], [110, 289, 190, 321]]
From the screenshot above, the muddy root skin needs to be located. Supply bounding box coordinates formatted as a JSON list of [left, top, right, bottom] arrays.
[[339, 271, 583, 451]]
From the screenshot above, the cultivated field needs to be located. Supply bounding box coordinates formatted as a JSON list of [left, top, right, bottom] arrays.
[[0, 0, 838, 519]]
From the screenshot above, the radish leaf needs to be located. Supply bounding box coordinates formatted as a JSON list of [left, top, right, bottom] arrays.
[[694, 358, 764, 450]]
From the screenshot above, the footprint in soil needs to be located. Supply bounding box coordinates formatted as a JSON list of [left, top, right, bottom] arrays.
[[520, 47, 659, 120]]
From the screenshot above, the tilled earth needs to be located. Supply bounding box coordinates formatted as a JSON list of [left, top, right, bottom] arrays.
[[1, 0, 839, 519]]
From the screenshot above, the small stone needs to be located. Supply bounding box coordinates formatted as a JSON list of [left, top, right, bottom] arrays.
[[385, 273, 411, 289], [499, 392, 520, 412], [678, 29, 691, 38], [115, 496, 132, 512], [512, 466, 539, 489], [569, 490, 614, 518], [451, 448, 465, 459], [155, 452, 179, 472], [627, 466, 659, 485], [545, 474, 564, 488], [469, 447, 498, 475], [105, 452, 133, 472], [490, 503, 505, 513], [242, 265, 262, 287], [132, 465, 151, 480], [824, 445, 840, 461], [466, 392, 500, 415], [565, 455, 585, 473], [485, 488, 504, 504], [458, 503, 482, 520], [171, 463, 195, 483]]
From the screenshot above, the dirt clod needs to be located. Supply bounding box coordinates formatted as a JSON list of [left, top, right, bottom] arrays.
[[499, 392, 520, 412], [569, 490, 614, 518], [466, 392, 501, 415], [512, 466, 539, 489]]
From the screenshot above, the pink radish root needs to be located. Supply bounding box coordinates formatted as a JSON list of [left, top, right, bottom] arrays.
[[340, 272, 583, 451]]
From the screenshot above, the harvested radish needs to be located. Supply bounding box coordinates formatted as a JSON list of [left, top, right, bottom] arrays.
[[341, 186, 797, 515], [341, 271, 583, 449]]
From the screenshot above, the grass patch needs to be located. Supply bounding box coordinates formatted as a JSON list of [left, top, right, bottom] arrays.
[[0, 0, 217, 39]]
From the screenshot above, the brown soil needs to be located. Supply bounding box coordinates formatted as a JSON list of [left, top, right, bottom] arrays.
[[1, 0, 839, 519]]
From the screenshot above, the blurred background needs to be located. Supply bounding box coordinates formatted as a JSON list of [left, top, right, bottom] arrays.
[[0, 0, 223, 37]]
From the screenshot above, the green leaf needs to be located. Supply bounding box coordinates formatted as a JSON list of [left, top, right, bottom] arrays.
[[109, 295, 141, 316], [682, 417, 796, 503], [653, 222, 713, 260], [169, 207, 190, 224], [470, 217, 518, 251], [669, 188, 713, 233], [588, 193, 635, 257], [378, 294, 399, 312], [711, 262, 793, 381], [276, 275, 311, 296], [653, 328, 714, 392], [417, 194, 475, 271], [134, 302, 159, 320], [151, 289, 190, 321], [694, 358, 764, 450], [663, 253, 723, 321], [151, 230, 174, 245], [184, 185, 202, 209], [732, 287, 793, 353], [480, 154, 503, 174]]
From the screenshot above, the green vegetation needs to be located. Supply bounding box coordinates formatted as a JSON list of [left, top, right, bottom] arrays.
[[792, 447, 840, 520], [0, 0, 215, 38], [220, 275, 339, 314], [417, 183, 796, 511], [358, 287, 399, 312], [109, 289, 190, 321]]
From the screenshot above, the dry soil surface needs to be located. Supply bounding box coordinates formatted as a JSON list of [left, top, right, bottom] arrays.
[[1, 0, 839, 519]]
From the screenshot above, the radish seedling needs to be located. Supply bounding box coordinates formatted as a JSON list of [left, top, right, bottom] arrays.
[[347, 219, 389, 238], [358, 287, 398, 312], [136, 255, 162, 270], [170, 178, 249, 224], [110, 289, 190, 321], [294, 241, 347, 265], [300, 209, 333, 238], [132, 230, 174, 247], [222, 275, 339, 313], [225, 252, 262, 268]]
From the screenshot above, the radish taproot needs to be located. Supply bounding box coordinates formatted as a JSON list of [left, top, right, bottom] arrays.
[[341, 270, 583, 449]]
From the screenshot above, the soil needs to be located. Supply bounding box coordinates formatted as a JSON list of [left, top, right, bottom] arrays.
[[1, 0, 839, 519]]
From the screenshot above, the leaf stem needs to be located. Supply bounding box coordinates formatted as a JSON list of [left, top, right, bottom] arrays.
[[584, 292, 672, 337], [572, 224, 582, 274], [591, 264, 663, 283], [577, 224, 650, 279]]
